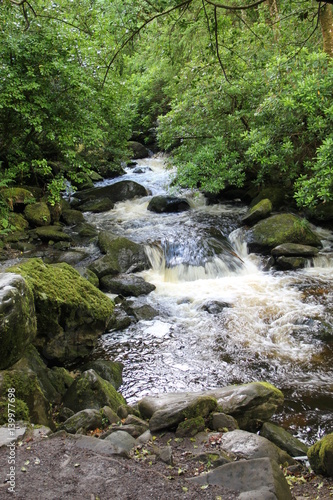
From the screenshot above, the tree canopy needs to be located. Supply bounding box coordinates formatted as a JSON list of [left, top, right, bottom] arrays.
[[1, 0, 333, 226]]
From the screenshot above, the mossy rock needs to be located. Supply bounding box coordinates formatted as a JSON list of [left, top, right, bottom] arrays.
[[6, 259, 115, 365], [260, 422, 308, 457], [247, 214, 322, 254], [128, 141, 149, 160], [24, 202, 51, 227], [77, 198, 114, 213], [61, 209, 85, 226], [7, 213, 30, 231], [61, 409, 103, 434], [176, 416, 205, 437], [0, 273, 37, 370], [311, 201, 333, 222], [249, 187, 286, 210], [80, 360, 123, 389], [34, 225, 72, 243], [308, 434, 333, 477], [62, 369, 126, 414], [0, 396, 30, 425], [241, 198, 272, 226], [1, 187, 34, 209], [75, 267, 100, 288]]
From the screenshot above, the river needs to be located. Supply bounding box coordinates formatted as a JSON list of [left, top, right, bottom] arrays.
[[85, 155, 333, 445]]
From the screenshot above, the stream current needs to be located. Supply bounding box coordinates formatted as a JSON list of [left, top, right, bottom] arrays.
[[85, 156, 333, 445]]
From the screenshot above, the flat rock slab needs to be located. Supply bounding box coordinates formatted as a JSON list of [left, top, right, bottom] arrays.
[[188, 457, 292, 500], [70, 432, 133, 457]]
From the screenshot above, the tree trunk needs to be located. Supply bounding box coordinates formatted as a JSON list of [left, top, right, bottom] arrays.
[[320, 3, 333, 58], [266, 0, 280, 40]]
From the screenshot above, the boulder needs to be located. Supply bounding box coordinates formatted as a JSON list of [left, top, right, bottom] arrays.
[[89, 237, 149, 278], [80, 360, 123, 389], [100, 274, 156, 297], [210, 412, 239, 432], [24, 202, 51, 227], [6, 259, 114, 365], [307, 433, 333, 477], [0, 273, 37, 370], [1, 187, 34, 210], [241, 199, 272, 226], [128, 141, 149, 159], [61, 209, 85, 225], [260, 422, 308, 457], [61, 409, 103, 434], [188, 457, 292, 500], [274, 256, 308, 270], [76, 198, 114, 213], [34, 225, 72, 243], [104, 430, 137, 455], [62, 369, 126, 414], [74, 180, 148, 205], [7, 213, 29, 231], [246, 214, 322, 254], [175, 416, 206, 437], [139, 382, 284, 432], [249, 187, 286, 210], [271, 243, 320, 257], [147, 195, 191, 213], [75, 267, 99, 288], [219, 429, 294, 465]]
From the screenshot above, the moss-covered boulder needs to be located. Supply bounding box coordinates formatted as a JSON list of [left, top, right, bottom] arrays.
[[34, 225, 72, 243], [241, 199, 272, 226], [1, 187, 34, 210], [24, 202, 51, 227], [62, 369, 126, 414], [308, 434, 333, 477], [75, 267, 100, 288], [176, 416, 205, 437], [74, 180, 148, 205], [61, 409, 103, 434], [249, 187, 286, 210], [100, 274, 156, 297], [128, 141, 149, 159], [7, 213, 30, 231], [61, 209, 85, 226], [80, 360, 123, 390], [6, 259, 114, 365], [89, 237, 149, 278], [0, 273, 37, 370], [311, 201, 333, 222], [260, 422, 308, 457], [77, 198, 114, 213], [0, 396, 29, 425], [246, 214, 322, 254]]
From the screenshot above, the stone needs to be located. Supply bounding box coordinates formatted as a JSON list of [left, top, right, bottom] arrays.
[[75, 267, 99, 288], [139, 382, 284, 432], [74, 180, 148, 204], [62, 369, 126, 414], [61, 209, 85, 225], [275, 256, 308, 270], [271, 243, 320, 257], [260, 422, 308, 457], [1, 187, 34, 209], [6, 259, 115, 365], [188, 457, 292, 500], [71, 433, 132, 457], [210, 412, 239, 432], [131, 304, 158, 321], [246, 214, 322, 254], [61, 409, 103, 434], [80, 360, 123, 389], [307, 433, 333, 477], [128, 141, 149, 159], [77, 198, 114, 213], [100, 273, 156, 297], [250, 187, 286, 210], [104, 430, 137, 455], [24, 202, 51, 227], [241, 198, 272, 226], [147, 195, 191, 213], [101, 406, 120, 424], [220, 429, 294, 465], [89, 237, 149, 278], [34, 225, 72, 243], [176, 416, 205, 437], [158, 445, 173, 465], [0, 273, 37, 370]]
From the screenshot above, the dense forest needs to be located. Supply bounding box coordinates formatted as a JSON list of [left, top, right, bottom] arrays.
[[1, 0, 333, 231]]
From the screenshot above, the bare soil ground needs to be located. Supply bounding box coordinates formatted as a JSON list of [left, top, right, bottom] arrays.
[[0, 431, 332, 500]]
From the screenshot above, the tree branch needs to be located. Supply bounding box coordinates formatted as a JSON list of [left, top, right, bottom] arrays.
[[214, 6, 231, 82], [102, 0, 193, 87]]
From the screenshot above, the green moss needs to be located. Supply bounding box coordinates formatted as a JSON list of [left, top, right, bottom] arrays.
[[0, 397, 30, 425], [176, 416, 205, 437], [1, 187, 34, 206], [6, 258, 114, 321], [308, 434, 333, 476], [184, 396, 217, 420]]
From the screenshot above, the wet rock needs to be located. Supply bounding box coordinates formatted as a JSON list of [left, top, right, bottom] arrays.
[[77, 198, 114, 213], [201, 300, 231, 314], [147, 195, 191, 213], [260, 422, 308, 457], [62, 369, 126, 414], [74, 222, 98, 238], [107, 304, 132, 331], [61, 409, 103, 434], [101, 405, 120, 424], [24, 202, 51, 227], [188, 457, 292, 500], [61, 209, 85, 225], [131, 304, 158, 321], [176, 416, 205, 437], [0, 272, 37, 369], [275, 256, 308, 270], [307, 433, 333, 477], [89, 237, 149, 278], [74, 180, 148, 205], [75, 267, 99, 287], [5, 259, 114, 365], [246, 214, 322, 254], [34, 225, 72, 243], [100, 273, 156, 297], [128, 141, 149, 159], [220, 429, 294, 465], [250, 187, 286, 210], [80, 360, 123, 389], [271, 243, 320, 257], [241, 198, 272, 226]]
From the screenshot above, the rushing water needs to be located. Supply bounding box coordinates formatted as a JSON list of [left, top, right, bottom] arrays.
[[86, 156, 333, 444]]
